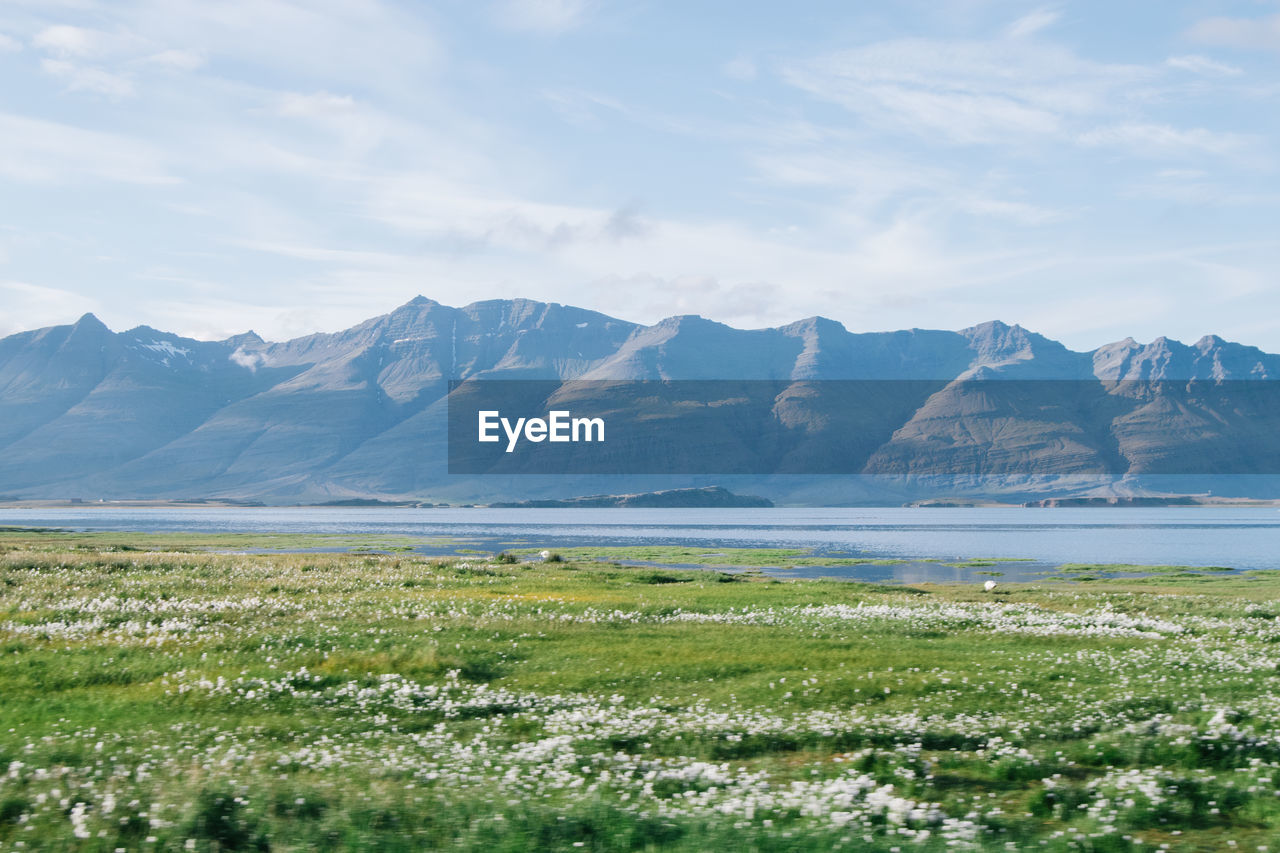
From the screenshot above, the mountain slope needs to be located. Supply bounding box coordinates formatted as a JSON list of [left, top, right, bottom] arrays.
[[1, 297, 1278, 502]]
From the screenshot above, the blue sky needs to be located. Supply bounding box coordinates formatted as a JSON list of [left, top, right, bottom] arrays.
[[0, 1, 1278, 350]]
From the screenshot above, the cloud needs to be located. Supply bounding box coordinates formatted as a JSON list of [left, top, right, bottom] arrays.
[[540, 88, 627, 127], [264, 90, 425, 160], [1188, 14, 1280, 53], [229, 346, 265, 371], [213, 154, 1047, 338], [749, 149, 1067, 226], [276, 91, 357, 118], [956, 197, 1066, 226], [1118, 169, 1278, 207], [1078, 123, 1251, 157], [0, 281, 99, 336], [32, 24, 107, 58], [493, 0, 594, 34], [140, 48, 205, 71], [0, 32, 20, 52], [30, 23, 144, 97], [0, 0, 1274, 351], [1005, 8, 1061, 40], [601, 202, 651, 241], [1165, 54, 1243, 76], [361, 174, 654, 252], [783, 38, 1151, 145], [779, 33, 1261, 166], [351, 165, 1048, 328], [63, 0, 441, 96], [0, 112, 174, 184], [40, 58, 135, 97]]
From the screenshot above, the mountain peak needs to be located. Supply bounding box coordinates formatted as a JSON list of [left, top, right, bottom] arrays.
[[781, 315, 849, 335], [958, 320, 1089, 377], [1195, 334, 1224, 350], [225, 330, 265, 347], [385, 296, 441, 317], [961, 319, 1034, 355], [962, 319, 1017, 335], [61, 312, 113, 345], [654, 314, 720, 330], [73, 312, 109, 332]]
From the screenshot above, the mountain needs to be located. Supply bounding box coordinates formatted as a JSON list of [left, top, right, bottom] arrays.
[[1, 298, 1278, 504]]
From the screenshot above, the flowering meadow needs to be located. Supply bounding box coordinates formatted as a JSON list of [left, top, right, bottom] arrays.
[[3, 531, 1280, 850]]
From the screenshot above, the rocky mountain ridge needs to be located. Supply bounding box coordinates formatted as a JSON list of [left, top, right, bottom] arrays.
[[1, 296, 1277, 503]]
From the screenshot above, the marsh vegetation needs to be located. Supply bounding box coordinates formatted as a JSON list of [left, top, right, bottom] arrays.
[[1, 528, 1279, 850]]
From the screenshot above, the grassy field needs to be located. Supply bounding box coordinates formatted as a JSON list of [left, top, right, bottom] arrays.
[[507, 545, 910, 568], [3, 530, 1280, 850]]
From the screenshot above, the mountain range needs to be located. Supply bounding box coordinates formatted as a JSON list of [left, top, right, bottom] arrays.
[[2, 296, 1279, 504]]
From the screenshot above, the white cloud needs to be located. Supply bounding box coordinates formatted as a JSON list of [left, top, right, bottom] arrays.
[[0, 112, 174, 184], [30, 23, 145, 97], [229, 346, 265, 370], [342, 165, 1049, 332], [361, 174, 652, 252], [138, 295, 357, 342], [1165, 54, 1243, 76], [0, 281, 99, 336], [957, 197, 1066, 226], [276, 91, 357, 118], [494, 0, 594, 34], [186, 144, 1050, 336], [749, 149, 1067, 226], [1119, 170, 1276, 207], [81, 0, 441, 95], [40, 58, 135, 97], [784, 38, 1151, 145], [0, 1, 1275, 350], [1005, 8, 1061, 40], [259, 89, 439, 161], [1189, 14, 1280, 53], [780, 34, 1261, 166], [0, 32, 20, 52], [1078, 123, 1251, 157], [540, 88, 627, 127], [140, 48, 204, 71], [32, 24, 106, 57]]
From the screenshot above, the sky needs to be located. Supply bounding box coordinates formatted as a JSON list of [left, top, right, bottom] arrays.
[[0, 1, 1278, 351]]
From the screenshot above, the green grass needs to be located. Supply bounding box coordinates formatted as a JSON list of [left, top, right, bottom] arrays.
[[2, 537, 1280, 850], [1054, 562, 1237, 574], [510, 544, 906, 567]]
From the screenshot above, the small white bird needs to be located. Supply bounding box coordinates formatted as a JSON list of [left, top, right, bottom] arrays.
[[539, 549, 552, 560], [983, 580, 998, 592]]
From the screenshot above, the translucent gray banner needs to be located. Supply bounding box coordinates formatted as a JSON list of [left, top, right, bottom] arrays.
[[446, 379, 1280, 475]]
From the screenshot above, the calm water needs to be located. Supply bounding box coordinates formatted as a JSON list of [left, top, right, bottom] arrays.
[[3, 506, 1278, 583]]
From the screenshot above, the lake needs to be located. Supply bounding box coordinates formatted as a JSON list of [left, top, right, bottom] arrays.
[[2, 505, 1278, 583]]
